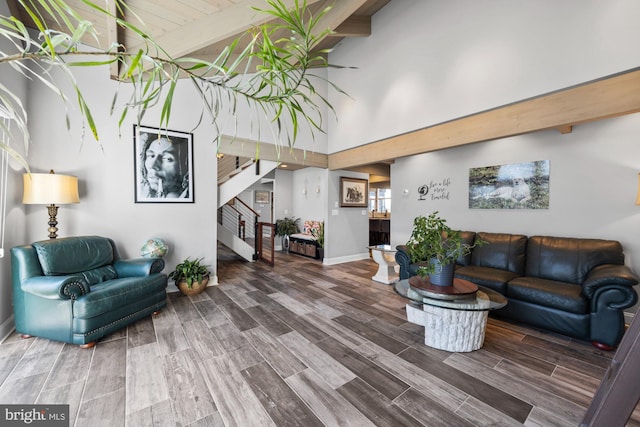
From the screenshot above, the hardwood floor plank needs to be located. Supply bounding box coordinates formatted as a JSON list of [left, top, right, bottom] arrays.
[[343, 298, 406, 326], [315, 336, 410, 400], [445, 352, 585, 425], [278, 331, 356, 389], [336, 377, 423, 427], [4, 338, 63, 381], [163, 349, 218, 425], [268, 292, 314, 316], [217, 300, 259, 331], [272, 308, 330, 342], [152, 304, 190, 355], [286, 368, 377, 427], [82, 338, 126, 401], [399, 346, 533, 423], [333, 315, 408, 354], [211, 323, 249, 353], [241, 361, 324, 427], [42, 343, 93, 391], [126, 400, 176, 427], [193, 300, 230, 328], [393, 387, 476, 427], [302, 312, 365, 349], [0, 373, 47, 403], [181, 319, 225, 359], [170, 292, 206, 322], [125, 342, 170, 415], [36, 379, 85, 427], [0, 335, 34, 385], [355, 342, 471, 411], [455, 395, 528, 426], [199, 356, 275, 427], [242, 327, 307, 378], [245, 305, 293, 336], [76, 389, 125, 427], [126, 316, 157, 348]]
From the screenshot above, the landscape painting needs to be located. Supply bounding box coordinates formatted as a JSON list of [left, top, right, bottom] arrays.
[[469, 160, 550, 209]]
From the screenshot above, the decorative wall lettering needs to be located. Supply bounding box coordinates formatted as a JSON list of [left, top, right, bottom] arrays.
[[418, 178, 451, 201]]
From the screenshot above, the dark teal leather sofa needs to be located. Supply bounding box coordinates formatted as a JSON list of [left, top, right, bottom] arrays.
[[11, 236, 167, 347], [396, 232, 638, 349]]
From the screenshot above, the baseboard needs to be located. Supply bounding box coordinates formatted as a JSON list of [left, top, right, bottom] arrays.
[[323, 252, 370, 266], [0, 315, 14, 343]]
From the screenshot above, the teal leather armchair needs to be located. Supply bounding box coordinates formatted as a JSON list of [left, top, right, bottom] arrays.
[[11, 236, 167, 347]]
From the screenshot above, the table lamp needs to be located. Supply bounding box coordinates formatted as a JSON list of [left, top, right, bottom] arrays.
[[23, 169, 80, 239]]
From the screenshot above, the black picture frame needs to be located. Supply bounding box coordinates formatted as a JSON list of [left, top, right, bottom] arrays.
[[340, 177, 368, 207], [134, 125, 194, 203]]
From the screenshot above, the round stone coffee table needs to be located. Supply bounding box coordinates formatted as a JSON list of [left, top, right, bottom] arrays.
[[394, 278, 507, 352]]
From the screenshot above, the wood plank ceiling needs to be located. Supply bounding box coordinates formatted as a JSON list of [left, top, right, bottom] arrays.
[[6, 0, 391, 78]]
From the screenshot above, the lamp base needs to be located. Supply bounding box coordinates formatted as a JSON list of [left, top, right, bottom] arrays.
[[47, 204, 59, 239]]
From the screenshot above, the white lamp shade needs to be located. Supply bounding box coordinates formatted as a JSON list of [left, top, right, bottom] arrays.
[[23, 173, 80, 205]]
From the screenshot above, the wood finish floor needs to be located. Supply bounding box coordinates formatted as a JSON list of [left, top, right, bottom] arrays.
[[0, 246, 638, 426]]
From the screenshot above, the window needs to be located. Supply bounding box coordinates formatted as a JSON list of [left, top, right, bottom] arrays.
[[369, 188, 391, 213]]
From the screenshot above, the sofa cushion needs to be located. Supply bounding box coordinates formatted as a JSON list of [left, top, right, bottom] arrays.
[[73, 275, 167, 319], [455, 265, 520, 294], [33, 236, 114, 276], [471, 232, 527, 275], [525, 236, 624, 284], [507, 276, 587, 314]]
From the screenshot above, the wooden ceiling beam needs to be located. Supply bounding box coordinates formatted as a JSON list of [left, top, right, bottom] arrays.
[[328, 68, 640, 170], [218, 135, 328, 169], [106, 0, 120, 80], [311, 0, 370, 40], [332, 15, 371, 37]]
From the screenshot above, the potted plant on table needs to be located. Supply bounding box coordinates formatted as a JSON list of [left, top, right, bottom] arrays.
[[169, 257, 210, 296], [406, 211, 482, 287], [275, 216, 300, 252]]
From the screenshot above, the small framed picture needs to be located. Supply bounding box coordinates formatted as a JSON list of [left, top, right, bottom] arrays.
[[340, 177, 368, 207], [134, 125, 194, 203], [255, 190, 269, 204]]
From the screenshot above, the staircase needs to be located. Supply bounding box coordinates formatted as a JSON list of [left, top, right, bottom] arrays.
[[217, 155, 278, 261]]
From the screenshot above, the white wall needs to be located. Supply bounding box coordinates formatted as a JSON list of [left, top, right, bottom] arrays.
[[325, 170, 369, 264], [328, 0, 640, 151]]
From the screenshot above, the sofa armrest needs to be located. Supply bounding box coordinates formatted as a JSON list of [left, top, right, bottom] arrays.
[[21, 275, 89, 300], [583, 264, 639, 299], [114, 258, 165, 277], [395, 245, 412, 280]]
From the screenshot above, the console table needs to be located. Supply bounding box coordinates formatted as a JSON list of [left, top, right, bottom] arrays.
[[394, 278, 507, 352]]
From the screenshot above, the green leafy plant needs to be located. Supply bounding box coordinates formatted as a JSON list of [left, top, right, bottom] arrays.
[[311, 221, 324, 248], [406, 211, 483, 277], [275, 216, 300, 237], [168, 257, 210, 288], [0, 0, 342, 169]]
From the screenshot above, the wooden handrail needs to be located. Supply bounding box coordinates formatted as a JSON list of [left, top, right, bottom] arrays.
[[233, 197, 260, 218]]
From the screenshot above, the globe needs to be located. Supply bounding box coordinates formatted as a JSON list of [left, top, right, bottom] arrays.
[[140, 238, 169, 258]]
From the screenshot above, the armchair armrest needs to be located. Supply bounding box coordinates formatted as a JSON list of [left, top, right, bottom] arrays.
[[21, 275, 89, 300], [583, 264, 639, 299], [114, 258, 165, 277], [395, 245, 412, 280]]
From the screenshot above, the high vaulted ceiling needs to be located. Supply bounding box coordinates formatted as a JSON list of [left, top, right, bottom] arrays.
[[6, 0, 391, 79]]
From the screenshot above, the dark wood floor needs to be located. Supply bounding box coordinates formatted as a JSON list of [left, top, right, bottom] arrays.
[[0, 245, 638, 426]]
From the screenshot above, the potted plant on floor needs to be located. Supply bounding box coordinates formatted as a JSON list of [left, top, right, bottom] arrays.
[[169, 257, 210, 296], [406, 212, 482, 287], [275, 216, 300, 252], [311, 221, 325, 260]]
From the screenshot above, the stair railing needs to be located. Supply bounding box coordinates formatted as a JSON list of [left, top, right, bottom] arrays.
[[218, 196, 260, 258]]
